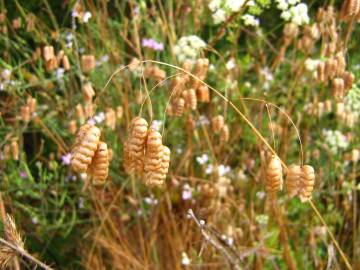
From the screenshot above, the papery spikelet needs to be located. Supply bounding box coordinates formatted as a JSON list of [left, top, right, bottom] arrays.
[[187, 88, 197, 110], [62, 55, 70, 70], [91, 141, 109, 186], [76, 104, 85, 122], [335, 51, 346, 76], [116, 106, 123, 119], [299, 165, 315, 202], [325, 58, 338, 80], [170, 76, 186, 96], [45, 57, 58, 72], [27, 96, 36, 113], [144, 130, 166, 186], [83, 82, 95, 102], [84, 102, 94, 118], [342, 71, 354, 91], [43, 46, 54, 61], [340, 0, 360, 20], [81, 55, 96, 72], [123, 141, 132, 174], [21, 105, 30, 122], [69, 120, 77, 134], [126, 117, 148, 175], [265, 155, 283, 193], [11, 140, 19, 161], [283, 23, 299, 40], [211, 115, 224, 133], [220, 124, 229, 143], [286, 164, 302, 197], [196, 85, 210, 102], [105, 108, 116, 130], [174, 97, 185, 116], [332, 77, 345, 101], [71, 125, 101, 173]]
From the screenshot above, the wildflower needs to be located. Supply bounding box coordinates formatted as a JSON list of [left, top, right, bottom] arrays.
[[256, 191, 266, 200], [255, 214, 269, 225], [142, 38, 164, 51], [213, 8, 227, 24], [19, 171, 28, 179], [196, 154, 209, 165], [225, 0, 245, 12], [323, 129, 349, 154], [78, 197, 84, 209], [151, 120, 163, 131], [305, 58, 320, 72], [55, 68, 65, 81], [196, 115, 210, 126], [173, 35, 206, 62], [181, 252, 191, 266], [82, 11, 92, 23], [226, 58, 236, 70], [93, 112, 105, 124], [242, 14, 260, 27], [205, 164, 214, 174], [61, 153, 72, 165], [182, 184, 193, 200], [218, 164, 231, 176]]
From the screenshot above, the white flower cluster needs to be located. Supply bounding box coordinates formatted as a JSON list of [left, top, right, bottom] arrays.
[[242, 14, 260, 27], [173, 35, 206, 62], [208, 0, 246, 24], [344, 85, 360, 118], [276, 0, 310, 25], [322, 129, 349, 154]]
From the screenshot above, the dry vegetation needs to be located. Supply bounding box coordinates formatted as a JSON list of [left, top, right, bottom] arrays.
[[0, 0, 359, 269]]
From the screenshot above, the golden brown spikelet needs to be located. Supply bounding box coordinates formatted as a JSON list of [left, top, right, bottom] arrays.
[[43, 46, 54, 61], [91, 141, 109, 186], [45, 57, 58, 72], [62, 55, 70, 70], [81, 55, 96, 72], [220, 124, 229, 143], [196, 85, 210, 103], [126, 117, 149, 175], [105, 108, 116, 130], [325, 58, 338, 80], [342, 71, 354, 91], [211, 115, 224, 133], [84, 102, 94, 118], [335, 51, 346, 76], [11, 140, 19, 161], [265, 155, 283, 194], [116, 106, 123, 119], [299, 165, 315, 202], [332, 77, 345, 101], [285, 164, 302, 197], [144, 65, 166, 81], [123, 140, 133, 174], [283, 22, 299, 41], [76, 104, 85, 122], [20, 105, 30, 123], [173, 97, 185, 116], [170, 76, 186, 96], [166, 104, 174, 117], [144, 129, 165, 186], [340, 0, 360, 21], [27, 96, 36, 113], [71, 125, 101, 173], [83, 82, 95, 102], [187, 88, 197, 110], [69, 120, 77, 134]]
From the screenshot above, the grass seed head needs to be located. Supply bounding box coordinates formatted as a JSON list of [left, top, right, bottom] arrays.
[[265, 155, 283, 194], [91, 141, 109, 186], [299, 165, 315, 202], [211, 115, 224, 133]]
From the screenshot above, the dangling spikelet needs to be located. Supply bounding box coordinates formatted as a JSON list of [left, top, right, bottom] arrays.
[[285, 164, 302, 197], [116, 106, 123, 120], [332, 78, 345, 101], [170, 76, 186, 96], [144, 129, 163, 185], [211, 115, 224, 133], [69, 120, 77, 134], [299, 165, 315, 202], [317, 62, 325, 83], [265, 155, 283, 194], [81, 55, 96, 72], [220, 124, 229, 143], [105, 108, 116, 130], [43, 46, 54, 61], [146, 145, 171, 186], [342, 71, 354, 92], [196, 85, 210, 103], [71, 125, 101, 173], [84, 102, 94, 118], [76, 104, 85, 122], [27, 96, 36, 113], [187, 88, 197, 110], [123, 141, 133, 174], [340, 0, 360, 20], [82, 82, 95, 102], [126, 117, 148, 175], [91, 141, 109, 186], [11, 140, 19, 160], [335, 51, 346, 76], [325, 58, 338, 80], [62, 55, 70, 70], [20, 105, 30, 122], [173, 97, 185, 116]]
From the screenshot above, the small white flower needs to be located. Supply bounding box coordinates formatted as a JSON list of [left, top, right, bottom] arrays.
[[181, 252, 191, 266], [196, 154, 209, 165], [281, 10, 291, 21], [212, 8, 227, 24], [225, 0, 245, 12], [82, 11, 92, 23], [205, 164, 214, 174], [151, 120, 163, 131], [242, 14, 260, 27], [226, 58, 236, 70], [218, 164, 231, 176], [208, 0, 222, 12], [182, 184, 193, 200]]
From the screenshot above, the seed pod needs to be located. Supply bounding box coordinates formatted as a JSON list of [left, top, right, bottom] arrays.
[[342, 71, 354, 91], [211, 115, 224, 133], [332, 78, 345, 101], [69, 120, 77, 134], [170, 76, 186, 96], [187, 88, 197, 110], [265, 155, 283, 194], [83, 82, 95, 102], [91, 141, 109, 186], [84, 102, 93, 118], [81, 55, 96, 72], [335, 51, 346, 76], [325, 58, 338, 80], [11, 140, 19, 160], [21, 105, 30, 123], [126, 117, 149, 175], [116, 106, 123, 119], [76, 104, 85, 122], [43, 46, 54, 61], [197, 85, 210, 102], [220, 124, 229, 142], [299, 165, 315, 202], [286, 164, 302, 197], [105, 108, 116, 130], [45, 57, 58, 72], [62, 55, 70, 70], [71, 125, 101, 173], [173, 98, 185, 116], [144, 130, 167, 186]]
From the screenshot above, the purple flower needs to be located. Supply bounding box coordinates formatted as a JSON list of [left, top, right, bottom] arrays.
[[61, 153, 72, 166], [19, 171, 28, 179], [142, 38, 164, 51]]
